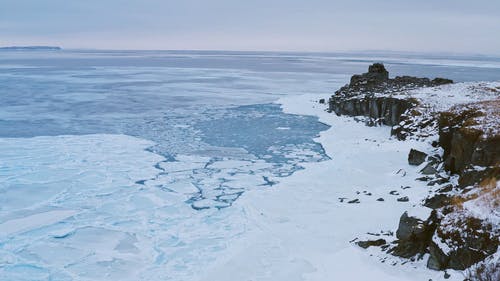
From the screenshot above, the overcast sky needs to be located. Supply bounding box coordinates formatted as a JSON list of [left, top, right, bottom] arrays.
[[1, 0, 499, 54]]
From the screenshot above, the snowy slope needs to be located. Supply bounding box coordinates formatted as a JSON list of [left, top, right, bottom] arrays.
[[196, 94, 464, 281]]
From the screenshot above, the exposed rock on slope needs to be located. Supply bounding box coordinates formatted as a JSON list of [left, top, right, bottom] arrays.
[[439, 100, 500, 186], [425, 100, 500, 270], [332, 63, 452, 99], [390, 211, 439, 259], [328, 63, 500, 272], [328, 63, 452, 128], [408, 149, 428, 166]]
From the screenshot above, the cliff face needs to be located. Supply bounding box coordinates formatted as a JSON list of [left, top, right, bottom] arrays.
[[329, 96, 417, 127], [328, 63, 451, 132], [328, 64, 499, 272], [439, 100, 500, 186], [401, 100, 500, 271], [331, 63, 452, 99]]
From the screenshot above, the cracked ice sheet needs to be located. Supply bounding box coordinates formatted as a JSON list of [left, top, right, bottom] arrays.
[[195, 94, 465, 281], [0, 134, 249, 281]]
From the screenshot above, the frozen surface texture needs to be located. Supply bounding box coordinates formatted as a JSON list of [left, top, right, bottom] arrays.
[[198, 95, 460, 281], [0, 135, 269, 280], [0, 52, 339, 280], [1, 50, 500, 280]]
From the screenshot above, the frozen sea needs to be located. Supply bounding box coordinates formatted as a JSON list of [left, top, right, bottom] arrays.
[[1, 50, 500, 281]]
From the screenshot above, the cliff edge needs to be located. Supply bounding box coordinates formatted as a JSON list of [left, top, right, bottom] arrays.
[[328, 63, 499, 275]]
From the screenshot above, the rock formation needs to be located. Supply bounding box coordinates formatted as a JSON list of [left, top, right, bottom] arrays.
[[328, 63, 499, 272], [408, 149, 428, 166], [439, 100, 500, 185], [328, 63, 452, 128], [332, 63, 452, 99], [390, 211, 439, 259]]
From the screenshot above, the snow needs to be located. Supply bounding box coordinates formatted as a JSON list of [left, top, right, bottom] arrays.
[[0, 135, 249, 280], [386, 81, 500, 141], [2, 51, 498, 280], [0, 98, 469, 281], [0, 96, 463, 281], [0, 210, 78, 238], [402, 81, 500, 115], [0, 132, 329, 280], [462, 180, 500, 228], [196, 94, 460, 281]]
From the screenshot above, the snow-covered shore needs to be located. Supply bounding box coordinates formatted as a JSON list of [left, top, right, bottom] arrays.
[[198, 93, 462, 281]]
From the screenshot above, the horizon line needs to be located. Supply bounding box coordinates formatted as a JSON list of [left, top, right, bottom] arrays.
[[2, 45, 500, 58]]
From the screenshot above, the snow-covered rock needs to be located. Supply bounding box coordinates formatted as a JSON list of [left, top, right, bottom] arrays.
[[327, 64, 499, 273]]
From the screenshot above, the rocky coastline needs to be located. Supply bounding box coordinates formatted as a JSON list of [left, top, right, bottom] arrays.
[[327, 64, 499, 276]]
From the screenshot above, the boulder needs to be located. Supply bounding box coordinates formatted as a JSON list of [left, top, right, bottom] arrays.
[[427, 242, 450, 270], [397, 196, 409, 202], [424, 194, 452, 209], [437, 184, 453, 193], [427, 177, 449, 186], [408, 149, 428, 165], [396, 212, 427, 240], [357, 239, 387, 249], [420, 163, 438, 175], [432, 77, 454, 85], [391, 211, 439, 259]]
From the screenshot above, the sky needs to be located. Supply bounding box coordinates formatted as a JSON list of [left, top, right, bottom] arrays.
[[1, 0, 500, 55]]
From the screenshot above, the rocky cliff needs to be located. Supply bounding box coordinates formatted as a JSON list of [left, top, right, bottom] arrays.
[[328, 64, 499, 273], [329, 63, 452, 131], [439, 100, 500, 186]]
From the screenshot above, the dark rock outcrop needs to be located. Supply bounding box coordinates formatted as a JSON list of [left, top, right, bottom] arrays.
[[357, 239, 387, 249], [398, 102, 499, 271], [390, 211, 439, 258], [349, 63, 388, 86], [459, 166, 500, 188], [328, 64, 498, 272], [420, 163, 438, 175], [427, 242, 450, 270], [331, 63, 452, 99], [328, 63, 452, 130], [395, 106, 500, 270], [397, 196, 409, 202], [408, 149, 428, 166], [330, 96, 417, 127], [431, 77, 454, 85], [423, 194, 452, 209], [433, 214, 499, 270], [439, 101, 500, 176]]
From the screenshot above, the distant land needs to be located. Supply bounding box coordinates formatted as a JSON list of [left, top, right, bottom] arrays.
[[0, 46, 61, 51]]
